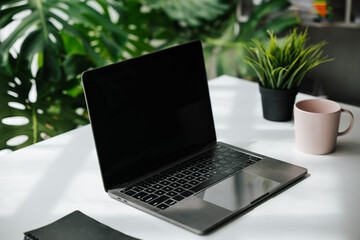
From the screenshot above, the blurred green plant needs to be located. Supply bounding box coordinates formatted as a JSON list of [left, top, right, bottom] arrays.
[[203, 0, 299, 79], [0, 0, 297, 151], [244, 28, 333, 90]]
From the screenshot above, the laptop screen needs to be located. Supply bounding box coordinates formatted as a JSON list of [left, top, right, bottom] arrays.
[[82, 41, 216, 191]]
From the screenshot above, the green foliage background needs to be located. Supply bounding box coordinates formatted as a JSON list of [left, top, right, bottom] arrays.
[[0, 0, 298, 151]]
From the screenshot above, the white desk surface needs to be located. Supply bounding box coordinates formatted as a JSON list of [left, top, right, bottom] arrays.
[[1, 75, 359, 240]]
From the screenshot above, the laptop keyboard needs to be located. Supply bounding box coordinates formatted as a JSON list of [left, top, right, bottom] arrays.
[[120, 145, 262, 210]]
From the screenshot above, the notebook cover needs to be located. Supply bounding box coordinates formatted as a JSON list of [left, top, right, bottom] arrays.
[[24, 210, 140, 240]]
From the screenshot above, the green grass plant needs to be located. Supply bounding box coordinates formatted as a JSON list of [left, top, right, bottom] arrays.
[[244, 28, 333, 90]]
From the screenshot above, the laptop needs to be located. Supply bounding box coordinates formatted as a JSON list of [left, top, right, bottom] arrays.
[[82, 40, 307, 235]]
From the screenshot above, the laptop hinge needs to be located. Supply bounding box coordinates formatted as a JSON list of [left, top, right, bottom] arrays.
[[109, 141, 217, 191]]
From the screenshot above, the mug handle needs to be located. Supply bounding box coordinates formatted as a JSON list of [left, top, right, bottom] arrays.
[[338, 109, 354, 136]]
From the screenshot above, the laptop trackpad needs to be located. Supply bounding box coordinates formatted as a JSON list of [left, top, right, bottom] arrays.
[[194, 171, 280, 211]]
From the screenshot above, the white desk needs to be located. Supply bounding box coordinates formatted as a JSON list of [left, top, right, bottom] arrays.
[[1, 75, 360, 240]]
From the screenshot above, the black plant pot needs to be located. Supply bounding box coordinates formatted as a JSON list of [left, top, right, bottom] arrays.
[[259, 85, 298, 122]]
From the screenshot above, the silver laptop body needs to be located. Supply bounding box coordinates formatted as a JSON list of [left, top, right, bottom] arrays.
[[82, 41, 307, 234]]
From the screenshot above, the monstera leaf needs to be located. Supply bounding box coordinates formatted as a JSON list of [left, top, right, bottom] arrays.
[[0, 54, 90, 151], [0, 0, 128, 77]]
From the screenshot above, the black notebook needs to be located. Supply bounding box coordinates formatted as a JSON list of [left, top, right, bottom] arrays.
[[24, 211, 140, 240]]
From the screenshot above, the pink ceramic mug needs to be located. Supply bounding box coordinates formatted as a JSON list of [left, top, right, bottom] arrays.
[[294, 99, 354, 154]]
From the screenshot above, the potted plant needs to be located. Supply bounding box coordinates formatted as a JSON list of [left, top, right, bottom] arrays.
[[244, 28, 333, 121]]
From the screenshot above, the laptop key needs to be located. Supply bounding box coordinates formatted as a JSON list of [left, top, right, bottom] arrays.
[[223, 151, 231, 156], [152, 184, 163, 189], [191, 172, 202, 177], [182, 184, 192, 189], [157, 204, 169, 210], [154, 190, 166, 195], [167, 177, 178, 182], [223, 168, 239, 175], [153, 175, 165, 181], [159, 180, 171, 185], [167, 191, 177, 197], [195, 164, 205, 168], [182, 170, 192, 175], [232, 166, 244, 172], [206, 166, 215, 170], [196, 177, 206, 182], [189, 180, 200, 185], [249, 155, 262, 161], [162, 186, 173, 192], [199, 169, 209, 174], [146, 179, 159, 185], [144, 188, 156, 193], [173, 195, 184, 202], [174, 187, 185, 193], [216, 147, 227, 152], [177, 179, 187, 184], [161, 172, 174, 178], [138, 182, 151, 188], [184, 176, 195, 181], [124, 190, 136, 196], [149, 196, 170, 206], [181, 190, 194, 197], [164, 199, 177, 206], [169, 183, 180, 188], [142, 194, 158, 203], [175, 173, 185, 178], [231, 152, 245, 158], [133, 192, 148, 199], [132, 186, 144, 192]]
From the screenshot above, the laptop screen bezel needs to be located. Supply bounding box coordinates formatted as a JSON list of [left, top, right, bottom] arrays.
[[82, 41, 217, 191]]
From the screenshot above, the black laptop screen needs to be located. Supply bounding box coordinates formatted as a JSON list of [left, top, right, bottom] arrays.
[[82, 41, 216, 191]]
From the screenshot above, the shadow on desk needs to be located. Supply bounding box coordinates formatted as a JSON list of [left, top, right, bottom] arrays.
[[335, 141, 360, 156]]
